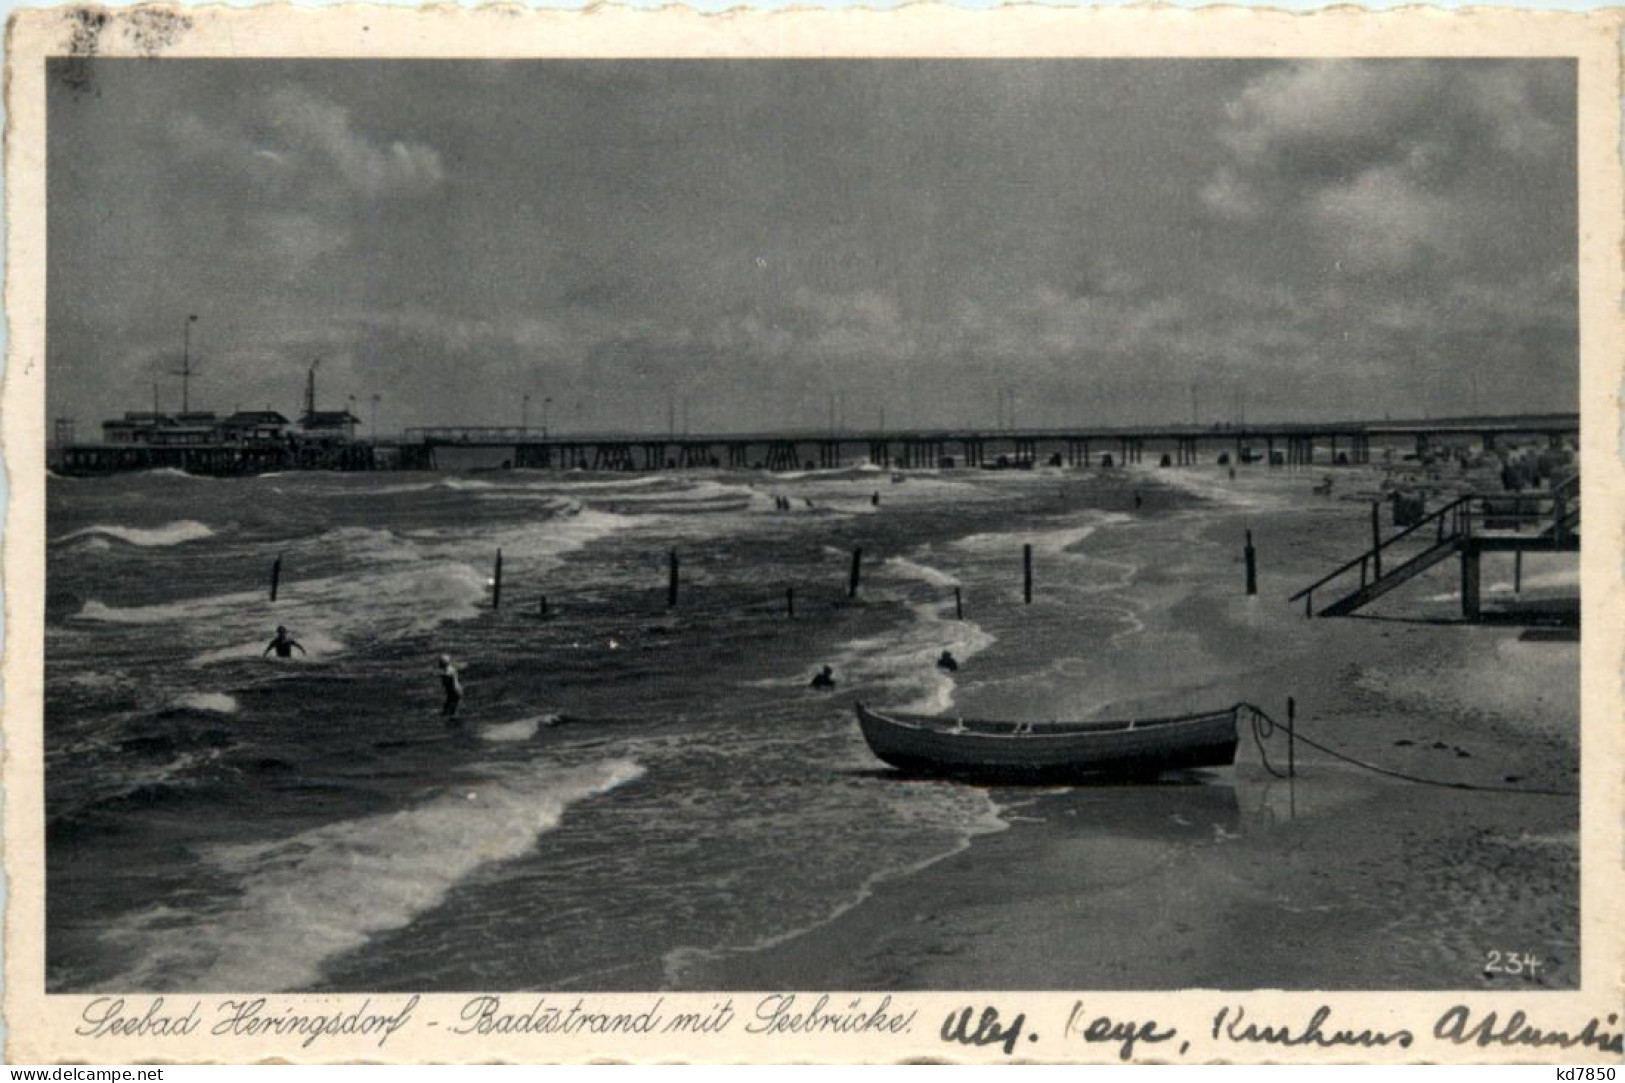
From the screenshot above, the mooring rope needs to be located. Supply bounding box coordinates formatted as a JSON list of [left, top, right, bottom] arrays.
[[1235, 702, 1578, 797]]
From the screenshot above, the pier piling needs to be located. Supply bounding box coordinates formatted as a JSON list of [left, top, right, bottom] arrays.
[[1287, 697, 1297, 780], [1514, 550, 1523, 594], [848, 547, 863, 599], [1371, 502, 1383, 579], [539, 594, 549, 619], [270, 555, 282, 602], [668, 550, 680, 608], [1023, 544, 1033, 604], [955, 586, 963, 620], [787, 587, 795, 619], [493, 549, 503, 610], [1460, 550, 1481, 621], [1244, 531, 1257, 596]]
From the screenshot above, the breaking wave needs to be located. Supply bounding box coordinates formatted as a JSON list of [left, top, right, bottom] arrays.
[[95, 758, 645, 991], [55, 521, 216, 548]]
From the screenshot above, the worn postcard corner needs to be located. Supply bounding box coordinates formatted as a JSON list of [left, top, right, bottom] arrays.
[[4, 1, 1624, 1066]]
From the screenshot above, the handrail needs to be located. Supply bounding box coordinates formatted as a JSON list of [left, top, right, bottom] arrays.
[[1289, 483, 1580, 605], [1288, 495, 1469, 602]]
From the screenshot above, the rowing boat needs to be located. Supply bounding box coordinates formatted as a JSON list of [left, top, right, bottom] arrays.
[[854, 702, 1240, 781]]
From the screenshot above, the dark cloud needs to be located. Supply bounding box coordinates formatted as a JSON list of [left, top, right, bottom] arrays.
[[47, 59, 1576, 434]]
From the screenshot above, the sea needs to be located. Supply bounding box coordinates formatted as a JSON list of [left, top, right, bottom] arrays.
[[45, 461, 1262, 993]]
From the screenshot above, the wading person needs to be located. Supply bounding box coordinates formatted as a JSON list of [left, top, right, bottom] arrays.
[[262, 625, 306, 659], [438, 655, 464, 721]]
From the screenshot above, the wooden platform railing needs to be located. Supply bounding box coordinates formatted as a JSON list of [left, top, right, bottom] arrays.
[[1290, 477, 1579, 617]]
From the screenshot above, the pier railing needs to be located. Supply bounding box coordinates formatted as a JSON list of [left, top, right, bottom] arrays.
[[1290, 475, 1578, 618]]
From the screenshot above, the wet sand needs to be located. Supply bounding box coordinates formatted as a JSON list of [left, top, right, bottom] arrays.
[[693, 466, 1581, 991]]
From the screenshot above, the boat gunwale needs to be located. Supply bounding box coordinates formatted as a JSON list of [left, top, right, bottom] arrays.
[[856, 701, 1239, 743]]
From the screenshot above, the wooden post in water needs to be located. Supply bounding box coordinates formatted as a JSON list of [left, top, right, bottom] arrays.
[[1244, 531, 1257, 597], [1023, 543, 1033, 604], [954, 586, 963, 620], [492, 549, 503, 610], [270, 555, 282, 602], [848, 547, 863, 599], [668, 550, 680, 608], [539, 595, 549, 619], [787, 587, 795, 619], [1514, 550, 1523, 594], [1371, 501, 1383, 580], [1286, 696, 1296, 779]]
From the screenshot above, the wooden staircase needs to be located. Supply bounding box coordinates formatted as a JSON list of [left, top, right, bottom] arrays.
[[1291, 475, 1579, 619]]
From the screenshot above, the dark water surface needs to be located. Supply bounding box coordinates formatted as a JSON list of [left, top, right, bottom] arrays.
[[47, 464, 1234, 992]]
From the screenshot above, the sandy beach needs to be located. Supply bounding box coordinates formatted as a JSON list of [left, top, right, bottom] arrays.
[[692, 465, 1580, 992]]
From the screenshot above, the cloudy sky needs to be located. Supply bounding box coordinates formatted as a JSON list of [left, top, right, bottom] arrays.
[[48, 59, 1576, 435]]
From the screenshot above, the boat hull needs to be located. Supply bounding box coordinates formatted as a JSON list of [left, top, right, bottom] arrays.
[[855, 703, 1239, 782]]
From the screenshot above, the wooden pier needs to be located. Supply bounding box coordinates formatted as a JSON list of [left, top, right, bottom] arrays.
[[55, 441, 381, 476], [398, 413, 1576, 475], [53, 412, 1576, 479]]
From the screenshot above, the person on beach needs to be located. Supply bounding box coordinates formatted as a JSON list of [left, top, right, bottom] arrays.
[[262, 625, 306, 659], [438, 655, 464, 720], [809, 665, 836, 690], [871, 491, 880, 507], [936, 650, 959, 672]]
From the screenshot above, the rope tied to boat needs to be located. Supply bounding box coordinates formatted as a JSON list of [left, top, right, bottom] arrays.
[[1235, 702, 1578, 798]]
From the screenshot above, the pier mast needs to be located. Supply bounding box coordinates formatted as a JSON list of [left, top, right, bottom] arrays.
[[172, 314, 200, 413]]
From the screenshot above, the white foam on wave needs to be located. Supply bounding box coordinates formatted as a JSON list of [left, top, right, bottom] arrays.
[[825, 554, 998, 714], [882, 556, 960, 588], [478, 714, 560, 743], [139, 468, 212, 481], [190, 629, 350, 668], [294, 526, 425, 564], [478, 507, 641, 567], [552, 474, 672, 493], [65, 670, 128, 691], [1142, 465, 1308, 511], [95, 758, 645, 992], [330, 477, 502, 497], [767, 465, 879, 481], [73, 502, 638, 665], [172, 692, 238, 714], [55, 520, 216, 548], [954, 511, 1130, 557]]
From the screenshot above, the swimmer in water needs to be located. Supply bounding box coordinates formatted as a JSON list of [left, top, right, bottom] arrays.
[[936, 650, 959, 672], [809, 665, 836, 690], [262, 625, 307, 659], [438, 655, 464, 720]]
